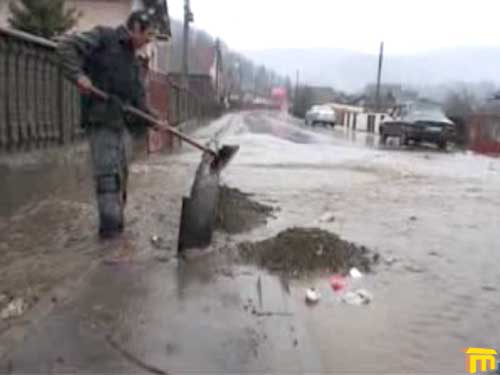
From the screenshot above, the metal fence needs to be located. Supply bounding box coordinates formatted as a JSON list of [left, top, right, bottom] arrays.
[[148, 71, 220, 128], [0, 27, 223, 154], [0, 27, 81, 152]]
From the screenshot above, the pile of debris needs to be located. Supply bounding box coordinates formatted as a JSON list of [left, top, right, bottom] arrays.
[[239, 227, 379, 277], [217, 186, 273, 234]]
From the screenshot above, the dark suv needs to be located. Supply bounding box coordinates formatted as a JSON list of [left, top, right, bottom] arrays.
[[380, 101, 455, 150]]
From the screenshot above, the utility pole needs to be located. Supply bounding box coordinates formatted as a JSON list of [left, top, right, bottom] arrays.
[[295, 69, 300, 98], [375, 41, 384, 111], [182, 0, 194, 86], [214, 39, 221, 97]]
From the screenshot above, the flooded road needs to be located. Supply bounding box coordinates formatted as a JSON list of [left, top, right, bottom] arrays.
[[1, 110, 500, 374]]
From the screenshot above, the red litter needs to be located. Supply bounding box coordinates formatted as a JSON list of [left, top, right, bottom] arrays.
[[330, 275, 347, 292]]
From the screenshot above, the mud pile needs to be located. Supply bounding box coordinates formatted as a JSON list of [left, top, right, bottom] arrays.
[[239, 227, 378, 277], [217, 186, 273, 234]]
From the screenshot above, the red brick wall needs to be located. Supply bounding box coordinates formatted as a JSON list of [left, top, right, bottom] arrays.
[[146, 70, 175, 153]]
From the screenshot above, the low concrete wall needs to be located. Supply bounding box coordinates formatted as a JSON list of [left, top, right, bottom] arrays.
[[0, 135, 148, 218]]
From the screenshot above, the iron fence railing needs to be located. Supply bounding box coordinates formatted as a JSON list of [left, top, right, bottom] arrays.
[[0, 27, 81, 152]]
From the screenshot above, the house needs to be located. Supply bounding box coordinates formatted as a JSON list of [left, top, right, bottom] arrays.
[[166, 26, 225, 99], [68, 0, 132, 31], [329, 102, 390, 134]]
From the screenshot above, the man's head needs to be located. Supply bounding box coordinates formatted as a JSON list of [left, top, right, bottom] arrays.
[[126, 10, 155, 50]]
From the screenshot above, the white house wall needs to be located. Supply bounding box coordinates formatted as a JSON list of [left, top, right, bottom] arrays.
[[0, 1, 9, 27], [341, 111, 390, 134], [68, 0, 131, 31]]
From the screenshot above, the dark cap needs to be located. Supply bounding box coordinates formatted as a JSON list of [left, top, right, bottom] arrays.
[[126, 10, 154, 31]]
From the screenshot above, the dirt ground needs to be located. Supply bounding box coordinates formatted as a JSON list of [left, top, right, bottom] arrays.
[[217, 185, 273, 234], [2, 111, 500, 374]]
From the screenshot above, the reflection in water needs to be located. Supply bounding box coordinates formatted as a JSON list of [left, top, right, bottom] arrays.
[[256, 276, 263, 309], [175, 254, 220, 300], [365, 134, 375, 147], [349, 130, 357, 143], [279, 275, 291, 295]]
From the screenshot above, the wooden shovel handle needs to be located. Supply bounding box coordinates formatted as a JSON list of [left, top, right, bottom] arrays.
[[89, 86, 217, 157]]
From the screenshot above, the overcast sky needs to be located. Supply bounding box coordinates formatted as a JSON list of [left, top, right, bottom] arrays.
[[169, 0, 500, 55]]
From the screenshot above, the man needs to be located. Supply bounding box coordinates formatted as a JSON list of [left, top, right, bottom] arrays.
[[57, 11, 159, 238]]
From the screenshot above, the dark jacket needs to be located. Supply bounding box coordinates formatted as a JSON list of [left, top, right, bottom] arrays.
[[57, 25, 151, 130]]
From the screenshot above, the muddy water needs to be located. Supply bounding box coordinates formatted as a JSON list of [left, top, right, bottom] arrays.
[[177, 111, 500, 373], [2, 111, 500, 373]]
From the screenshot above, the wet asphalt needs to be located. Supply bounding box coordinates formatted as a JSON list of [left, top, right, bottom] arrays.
[[1, 110, 500, 374]]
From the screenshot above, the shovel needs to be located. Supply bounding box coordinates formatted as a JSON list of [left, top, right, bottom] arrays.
[[89, 87, 239, 172], [88, 87, 239, 252]]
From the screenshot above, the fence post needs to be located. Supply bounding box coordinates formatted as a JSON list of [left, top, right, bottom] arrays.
[[0, 37, 8, 151], [56, 67, 64, 145], [4, 37, 12, 151], [197, 97, 201, 122], [33, 48, 41, 147], [177, 87, 181, 124], [23, 43, 33, 150]]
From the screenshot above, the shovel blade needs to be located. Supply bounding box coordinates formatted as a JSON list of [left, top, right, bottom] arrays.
[[210, 145, 240, 173], [178, 156, 220, 253]]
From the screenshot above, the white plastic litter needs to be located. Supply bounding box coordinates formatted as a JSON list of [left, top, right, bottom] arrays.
[[1, 298, 26, 319], [342, 292, 364, 306], [305, 288, 321, 304], [319, 212, 335, 223], [150, 235, 165, 249], [356, 289, 373, 303], [342, 289, 373, 306], [349, 267, 363, 279]]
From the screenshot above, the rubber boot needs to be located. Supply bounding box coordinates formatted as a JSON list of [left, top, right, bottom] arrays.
[[98, 192, 124, 239]]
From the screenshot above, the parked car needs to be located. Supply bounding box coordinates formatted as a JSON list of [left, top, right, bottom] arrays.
[[379, 101, 455, 150], [305, 105, 336, 127]]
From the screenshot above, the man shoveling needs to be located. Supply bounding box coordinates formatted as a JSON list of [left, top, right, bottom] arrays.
[[57, 10, 158, 238], [57, 10, 238, 246]]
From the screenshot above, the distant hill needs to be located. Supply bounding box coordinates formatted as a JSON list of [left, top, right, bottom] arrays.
[[243, 47, 500, 96]]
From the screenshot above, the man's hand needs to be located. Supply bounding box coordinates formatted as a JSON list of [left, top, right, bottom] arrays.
[[152, 120, 166, 131], [76, 74, 94, 95]]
